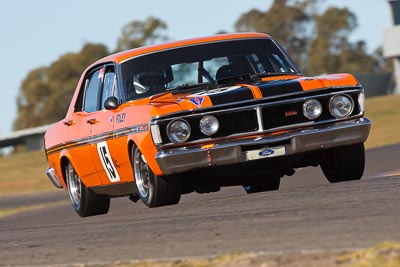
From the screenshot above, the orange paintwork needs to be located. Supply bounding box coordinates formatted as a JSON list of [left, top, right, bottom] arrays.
[[297, 74, 359, 91], [239, 84, 263, 99], [44, 32, 362, 194]]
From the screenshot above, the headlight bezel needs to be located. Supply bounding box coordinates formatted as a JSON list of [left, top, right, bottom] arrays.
[[303, 99, 322, 120], [329, 94, 354, 119], [166, 119, 191, 143], [199, 115, 219, 136]]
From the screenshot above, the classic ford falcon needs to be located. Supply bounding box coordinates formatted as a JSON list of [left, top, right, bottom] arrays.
[[44, 32, 371, 217]]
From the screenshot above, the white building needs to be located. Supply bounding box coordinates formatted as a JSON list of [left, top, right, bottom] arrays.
[[383, 0, 400, 94]]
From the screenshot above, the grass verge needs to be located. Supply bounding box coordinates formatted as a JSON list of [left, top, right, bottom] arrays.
[[364, 94, 400, 149], [0, 150, 54, 196], [94, 242, 400, 267]]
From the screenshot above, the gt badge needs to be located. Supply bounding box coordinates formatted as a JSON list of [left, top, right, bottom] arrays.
[[285, 110, 298, 117]]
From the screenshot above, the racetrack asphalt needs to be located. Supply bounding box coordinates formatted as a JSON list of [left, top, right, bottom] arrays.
[[0, 143, 399, 266]]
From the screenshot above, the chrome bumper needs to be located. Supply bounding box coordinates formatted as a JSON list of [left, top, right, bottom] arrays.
[[156, 118, 371, 175], [46, 167, 63, 188]]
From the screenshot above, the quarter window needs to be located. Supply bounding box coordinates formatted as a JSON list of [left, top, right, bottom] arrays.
[[83, 69, 103, 112], [101, 67, 117, 109]]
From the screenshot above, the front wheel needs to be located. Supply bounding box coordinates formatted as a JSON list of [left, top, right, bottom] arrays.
[[132, 147, 181, 207], [65, 162, 110, 217], [320, 143, 365, 183]]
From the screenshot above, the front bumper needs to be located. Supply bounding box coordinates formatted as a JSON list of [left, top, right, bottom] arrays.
[[156, 118, 371, 175]]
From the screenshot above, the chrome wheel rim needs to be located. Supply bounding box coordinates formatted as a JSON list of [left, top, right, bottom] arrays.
[[134, 149, 150, 199], [67, 163, 81, 206]]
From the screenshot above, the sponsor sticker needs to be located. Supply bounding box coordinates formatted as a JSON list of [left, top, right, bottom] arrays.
[[189, 97, 204, 108]]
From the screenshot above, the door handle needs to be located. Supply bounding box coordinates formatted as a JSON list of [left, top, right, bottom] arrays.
[[87, 118, 99, 125], [63, 120, 76, 126]]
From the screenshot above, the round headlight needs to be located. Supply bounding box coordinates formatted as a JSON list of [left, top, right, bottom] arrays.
[[303, 99, 322, 120], [200, 115, 219, 136], [167, 119, 191, 143], [329, 94, 354, 118]]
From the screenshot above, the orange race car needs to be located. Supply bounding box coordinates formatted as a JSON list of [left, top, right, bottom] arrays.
[[44, 32, 371, 217]]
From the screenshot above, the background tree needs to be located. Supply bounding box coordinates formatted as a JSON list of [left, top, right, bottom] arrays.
[[14, 16, 169, 130], [116, 16, 168, 51], [235, 0, 317, 69], [14, 44, 108, 130], [307, 7, 380, 74], [235, 0, 385, 75]]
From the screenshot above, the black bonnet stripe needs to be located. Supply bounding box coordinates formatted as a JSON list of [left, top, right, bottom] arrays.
[[208, 86, 254, 105], [258, 80, 303, 97]]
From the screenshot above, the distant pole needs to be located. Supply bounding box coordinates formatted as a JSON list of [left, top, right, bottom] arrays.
[[384, 0, 400, 94]]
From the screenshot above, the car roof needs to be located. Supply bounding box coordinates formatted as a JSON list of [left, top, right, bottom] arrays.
[[91, 32, 271, 67]]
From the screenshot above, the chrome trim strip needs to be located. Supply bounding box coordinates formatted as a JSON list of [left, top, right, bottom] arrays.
[[256, 106, 264, 132], [45, 168, 63, 189], [156, 118, 371, 175], [159, 115, 363, 150]]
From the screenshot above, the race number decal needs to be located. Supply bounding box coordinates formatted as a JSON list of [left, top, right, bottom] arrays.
[[97, 141, 120, 183]]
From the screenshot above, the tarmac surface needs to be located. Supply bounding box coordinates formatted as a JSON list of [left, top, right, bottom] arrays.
[[0, 144, 399, 266]]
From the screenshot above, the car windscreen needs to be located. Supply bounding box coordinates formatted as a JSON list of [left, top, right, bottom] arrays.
[[120, 38, 300, 100]]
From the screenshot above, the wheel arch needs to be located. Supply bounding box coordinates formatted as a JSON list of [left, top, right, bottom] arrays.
[[60, 156, 70, 186], [58, 150, 94, 188], [127, 133, 163, 176], [128, 139, 136, 165]]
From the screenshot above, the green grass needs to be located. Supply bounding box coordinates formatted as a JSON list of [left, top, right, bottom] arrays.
[[0, 94, 399, 197]]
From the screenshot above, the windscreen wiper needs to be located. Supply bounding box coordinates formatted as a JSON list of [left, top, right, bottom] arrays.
[[167, 82, 216, 92], [216, 74, 252, 85], [251, 72, 301, 78]]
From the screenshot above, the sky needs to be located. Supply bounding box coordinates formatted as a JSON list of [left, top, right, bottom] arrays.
[[0, 0, 391, 135]]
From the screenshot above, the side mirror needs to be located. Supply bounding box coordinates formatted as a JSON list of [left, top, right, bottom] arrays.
[[104, 96, 119, 110]]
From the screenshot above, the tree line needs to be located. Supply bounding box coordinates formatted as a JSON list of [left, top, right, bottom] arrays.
[[13, 0, 390, 130]]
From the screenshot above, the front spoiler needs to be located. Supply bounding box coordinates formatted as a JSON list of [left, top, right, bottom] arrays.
[[156, 118, 371, 175]]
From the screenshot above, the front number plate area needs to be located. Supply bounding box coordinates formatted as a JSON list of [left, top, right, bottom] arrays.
[[246, 146, 286, 161]]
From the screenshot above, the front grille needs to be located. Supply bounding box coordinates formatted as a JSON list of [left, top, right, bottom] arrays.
[[262, 102, 306, 129], [214, 110, 258, 137], [262, 98, 332, 129], [155, 89, 362, 146]]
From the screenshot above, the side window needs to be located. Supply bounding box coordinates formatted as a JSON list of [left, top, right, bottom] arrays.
[[101, 67, 117, 109], [83, 68, 103, 112]]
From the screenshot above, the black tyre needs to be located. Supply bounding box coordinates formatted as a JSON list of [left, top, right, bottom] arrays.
[[243, 176, 280, 194], [320, 142, 365, 183], [65, 162, 110, 217], [132, 147, 181, 207]]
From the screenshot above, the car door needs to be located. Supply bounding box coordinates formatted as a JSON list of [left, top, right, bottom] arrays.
[[64, 67, 104, 187], [85, 65, 124, 186]]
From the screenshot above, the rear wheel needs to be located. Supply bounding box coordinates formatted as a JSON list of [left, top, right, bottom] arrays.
[[132, 147, 181, 207], [65, 162, 110, 217], [320, 143, 365, 183], [243, 176, 280, 194]]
